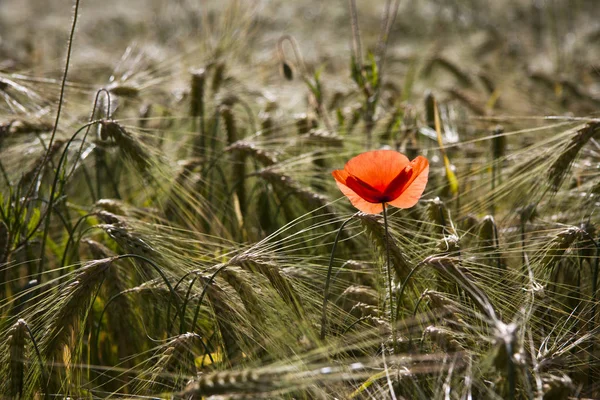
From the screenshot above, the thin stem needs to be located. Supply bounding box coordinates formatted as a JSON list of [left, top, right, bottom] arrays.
[[320, 214, 355, 340], [64, 88, 111, 190], [60, 213, 95, 268], [382, 203, 396, 346], [375, 0, 401, 87], [22, 0, 80, 214], [190, 263, 229, 334], [180, 275, 199, 334], [395, 260, 427, 322], [95, 291, 125, 358], [407, 290, 429, 351], [114, 254, 183, 330], [277, 34, 308, 77], [167, 270, 200, 333], [37, 120, 101, 282], [348, 0, 363, 72], [342, 316, 370, 335]]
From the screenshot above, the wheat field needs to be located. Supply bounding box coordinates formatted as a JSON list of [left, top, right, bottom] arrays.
[[1, 0, 600, 398]]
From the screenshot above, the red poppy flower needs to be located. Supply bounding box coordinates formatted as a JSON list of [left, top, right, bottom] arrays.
[[332, 150, 429, 214]]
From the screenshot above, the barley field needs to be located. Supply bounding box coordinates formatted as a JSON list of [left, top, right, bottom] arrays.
[[1, 0, 600, 398]]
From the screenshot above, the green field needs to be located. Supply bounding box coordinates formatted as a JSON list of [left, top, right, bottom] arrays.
[[1, 0, 600, 398]]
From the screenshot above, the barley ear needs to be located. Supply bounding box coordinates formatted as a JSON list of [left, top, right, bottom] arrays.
[[7, 319, 28, 398], [548, 122, 600, 191], [357, 212, 413, 283]]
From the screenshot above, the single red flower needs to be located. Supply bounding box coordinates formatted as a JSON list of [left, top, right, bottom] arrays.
[[332, 150, 429, 214]]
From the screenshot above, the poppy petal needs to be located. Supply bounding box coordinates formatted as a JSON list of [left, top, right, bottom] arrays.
[[332, 169, 350, 185], [384, 156, 429, 200], [382, 167, 413, 201], [388, 159, 429, 209], [344, 176, 385, 203], [344, 150, 410, 192], [334, 181, 386, 214]]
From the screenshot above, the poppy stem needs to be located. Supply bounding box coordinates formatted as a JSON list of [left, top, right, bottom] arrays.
[[382, 202, 396, 346]]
